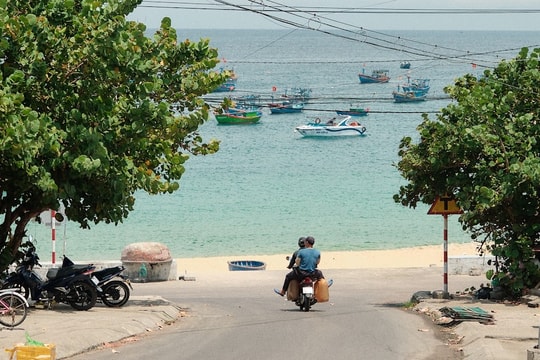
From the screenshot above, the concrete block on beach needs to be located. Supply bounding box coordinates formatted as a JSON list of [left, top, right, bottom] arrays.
[[448, 255, 495, 275]]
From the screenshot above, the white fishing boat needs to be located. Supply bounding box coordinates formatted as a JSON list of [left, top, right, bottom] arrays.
[[295, 115, 367, 137]]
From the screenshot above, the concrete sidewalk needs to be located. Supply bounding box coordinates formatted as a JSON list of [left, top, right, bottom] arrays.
[[0, 296, 181, 360]]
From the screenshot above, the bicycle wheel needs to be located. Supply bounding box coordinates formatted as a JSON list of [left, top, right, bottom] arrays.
[[0, 293, 28, 327]]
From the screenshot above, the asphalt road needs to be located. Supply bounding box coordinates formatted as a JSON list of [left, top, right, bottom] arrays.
[[66, 268, 472, 360]]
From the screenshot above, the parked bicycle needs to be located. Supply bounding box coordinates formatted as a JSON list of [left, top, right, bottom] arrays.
[[0, 289, 28, 327]]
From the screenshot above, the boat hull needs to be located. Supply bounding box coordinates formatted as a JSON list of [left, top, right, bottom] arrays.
[[358, 70, 390, 84], [215, 112, 261, 124], [228, 260, 266, 271], [270, 107, 303, 114], [392, 92, 427, 103], [295, 125, 367, 137], [336, 109, 369, 117], [268, 102, 304, 114], [358, 75, 389, 84]]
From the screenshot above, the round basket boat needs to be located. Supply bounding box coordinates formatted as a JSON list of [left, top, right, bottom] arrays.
[[227, 260, 266, 271]]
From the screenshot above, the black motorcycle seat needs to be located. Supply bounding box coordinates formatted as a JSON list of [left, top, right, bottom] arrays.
[[46, 264, 92, 280], [93, 266, 123, 280]]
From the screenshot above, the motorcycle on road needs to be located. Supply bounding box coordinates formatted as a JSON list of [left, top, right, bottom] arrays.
[[282, 255, 332, 312], [286, 276, 331, 312]]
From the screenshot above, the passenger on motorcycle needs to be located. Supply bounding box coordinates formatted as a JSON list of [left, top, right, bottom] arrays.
[[287, 237, 305, 269], [275, 236, 324, 296]]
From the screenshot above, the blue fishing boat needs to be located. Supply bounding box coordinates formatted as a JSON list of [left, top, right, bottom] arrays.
[[268, 101, 304, 114], [392, 90, 427, 103], [228, 260, 267, 271], [213, 67, 238, 92], [400, 61, 411, 69], [393, 78, 430, 103], [401, 78, 430, 93]]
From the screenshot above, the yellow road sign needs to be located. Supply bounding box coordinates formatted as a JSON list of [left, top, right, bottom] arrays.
[[428, 195, 463, 215]]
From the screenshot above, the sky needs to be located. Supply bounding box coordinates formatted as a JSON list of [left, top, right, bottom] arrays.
[[128, 0, 540, 31]]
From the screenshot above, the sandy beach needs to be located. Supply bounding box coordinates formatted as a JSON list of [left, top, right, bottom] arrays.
[[176, 242, 479, 274]]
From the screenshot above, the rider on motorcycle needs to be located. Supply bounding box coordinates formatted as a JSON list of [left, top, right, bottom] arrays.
[[275, 236, 324, 296]]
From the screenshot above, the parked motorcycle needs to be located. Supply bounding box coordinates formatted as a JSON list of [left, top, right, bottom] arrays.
[[91, 265, 132, 307], [1, 243, 98, 311]]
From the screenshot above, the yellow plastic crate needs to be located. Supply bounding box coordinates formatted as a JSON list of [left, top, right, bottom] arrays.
[[5, 343, 56, 360]]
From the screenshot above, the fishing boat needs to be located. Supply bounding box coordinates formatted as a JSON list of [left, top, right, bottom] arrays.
[[213, 67, 238, 92], [279, 87, 312, 103], [401, 78, 430, 93], [393, 78, 430, 103], [392, 90, 427, 103], [233, 94, 263, 111], [268, 101, 304, 114], [215, 110, 261, 125], [400, 61, 411, 69], [295, 115, 367, 137], [336, 107, 369, 117], [228, 260, 267, 271], [358, 69, 390, 84]]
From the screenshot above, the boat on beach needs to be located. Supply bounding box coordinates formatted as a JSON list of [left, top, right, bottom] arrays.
[[295, 115, 367, 137], [358, 69, 390, 84], [228, 260, 267, 271]]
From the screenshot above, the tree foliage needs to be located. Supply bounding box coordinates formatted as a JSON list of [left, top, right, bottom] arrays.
[[0, 0, 229, 271], [394, 47, 540, 297]]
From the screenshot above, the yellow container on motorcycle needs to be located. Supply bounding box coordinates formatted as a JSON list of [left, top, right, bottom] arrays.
[[287, 280, 300, 301], [314, 278, 329, 303]]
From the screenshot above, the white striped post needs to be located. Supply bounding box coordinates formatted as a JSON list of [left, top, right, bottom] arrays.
[[51, 209, 56, 265], [443, 214, 448, 294]]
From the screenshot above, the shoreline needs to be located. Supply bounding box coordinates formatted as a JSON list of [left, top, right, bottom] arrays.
[[175, 242, 479, 274]]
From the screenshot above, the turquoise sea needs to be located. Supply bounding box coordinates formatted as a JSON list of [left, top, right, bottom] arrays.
[[28, 29, 540, 261]]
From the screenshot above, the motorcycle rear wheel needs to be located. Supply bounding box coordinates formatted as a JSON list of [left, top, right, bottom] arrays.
[[302, 295, 311, 312], [0, 292, 28, 327], [68, 281, 97, 311], [100, 280, 130, 307]]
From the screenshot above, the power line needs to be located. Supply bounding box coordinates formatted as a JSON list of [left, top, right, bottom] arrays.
[[140, 2, 540, 15]]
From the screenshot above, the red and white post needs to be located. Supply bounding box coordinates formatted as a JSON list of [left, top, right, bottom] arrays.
[[443, 214, 448, 294], [51, 209, 56, 265]]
